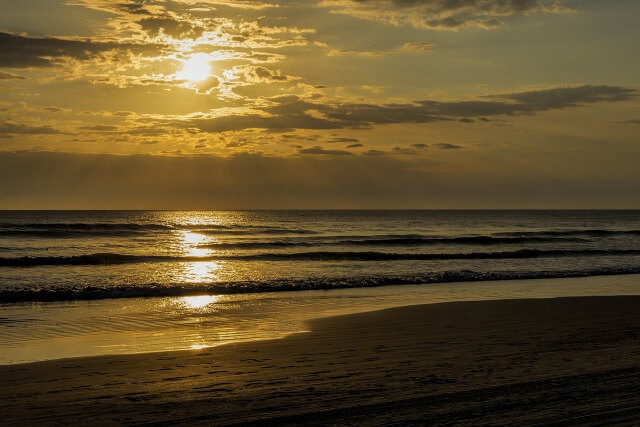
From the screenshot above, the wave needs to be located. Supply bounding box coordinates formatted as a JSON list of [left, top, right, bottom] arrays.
[[3, 248, 640, 267], [199, 235, 587, 249], [0, 222, 317, 238], [2, 266, 640, 303], [181, 223, 318, 234], [337, 235, 589, 245], [3, 222, 638, 240], [195, 228, 318, 236], [0, 253, 172, 266], [0, 222, 173, 238], [201, 241, 304, 249], [0, 223, 171, 230], [497, 229, 640, 238]]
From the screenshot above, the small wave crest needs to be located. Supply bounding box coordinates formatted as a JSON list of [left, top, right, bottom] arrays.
[[2, 267, 640, 303], [496, 229, 640, 237], [0, 222, 172, 238], [195, 228, 318, 236], [0, 222, 318, 238], [2, 248, 640, 267], [199, 235, 588, 249]]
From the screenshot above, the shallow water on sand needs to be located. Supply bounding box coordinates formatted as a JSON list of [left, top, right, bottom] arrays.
[[2, 274, 640, 365]]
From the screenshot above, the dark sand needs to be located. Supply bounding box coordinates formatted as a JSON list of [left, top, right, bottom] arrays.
[[3, 296, 640, 425]]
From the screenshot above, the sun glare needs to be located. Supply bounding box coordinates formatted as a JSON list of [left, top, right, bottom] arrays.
[[178, 55, 211, 82], [181, 295, 220, 309]]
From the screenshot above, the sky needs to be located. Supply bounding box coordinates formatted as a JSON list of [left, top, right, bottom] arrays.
[[0, 0, 638, 209]]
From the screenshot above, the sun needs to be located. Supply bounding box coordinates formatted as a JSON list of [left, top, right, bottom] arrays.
[[178, 54, 211, 82]]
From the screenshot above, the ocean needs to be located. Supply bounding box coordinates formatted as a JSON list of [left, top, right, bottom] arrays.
[[2, 210, 640, 364]]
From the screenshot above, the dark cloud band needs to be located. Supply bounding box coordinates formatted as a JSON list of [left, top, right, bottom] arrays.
[[0, 32, 165, 68], [189, 85, 636, 132]]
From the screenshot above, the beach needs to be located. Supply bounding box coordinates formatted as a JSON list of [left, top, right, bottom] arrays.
[[4, 0, 639, 422], [3, 295, 640, 425]]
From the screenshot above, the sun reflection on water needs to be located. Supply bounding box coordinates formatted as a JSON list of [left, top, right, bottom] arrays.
[[180, 295, 220, 309], [190, 344, 209, 350], [180, 230, 211, 257], [181, 261, 221, 283], [176, 229, 224, 283]]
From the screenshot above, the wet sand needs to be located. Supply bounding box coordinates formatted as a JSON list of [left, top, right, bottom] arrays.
[[2, 296, 640, 425]]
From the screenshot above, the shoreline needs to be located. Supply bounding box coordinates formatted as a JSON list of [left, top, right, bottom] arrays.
[[3, 273, 640, 365], [3, 295, 640, 424], [2, 293, 640, 369]]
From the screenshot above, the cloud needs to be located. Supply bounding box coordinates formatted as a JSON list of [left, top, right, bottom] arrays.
[[401, 41, 434, 52], [490, 85, 636, 106], [187, 85, 636, 132], [299, 146, 355, 155], [391, 146, 415, 154], [16, 104, 72, 113], [79, 125, 119, 131], [170, 0, 276, 9], [41, 107, 68, 112], [328, 41, 433, 56], [138, 17, 205, 39], [363, 149, 387, 156], [320, 0, 574, 30], [188, 75, 221, 94], [0, 122, 62, 136], [1, 2, 312, 92], [0, 71, 27, 80], [389, 143, 431, 154], [615, 119, 640, 125], [240, 65, 298, 82], [0, 32, 165, 68], [434, 143, 463, 149], [329, 137, 359, 143], [417, 85, 636, 117]]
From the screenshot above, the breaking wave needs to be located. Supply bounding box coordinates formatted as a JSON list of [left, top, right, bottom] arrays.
[[2, 248, 640, 267], [2, 267, 640, 303], [496, 229, 640, 237], [0, 222, 318, 238], [199, 235, 588, 249]]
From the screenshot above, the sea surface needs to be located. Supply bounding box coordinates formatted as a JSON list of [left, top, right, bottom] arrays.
[[2, 210, 640, 364], [2, 210, 640, 301]]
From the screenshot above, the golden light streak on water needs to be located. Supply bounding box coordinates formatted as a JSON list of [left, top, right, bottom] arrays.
[[180, 295, 220, 309]]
